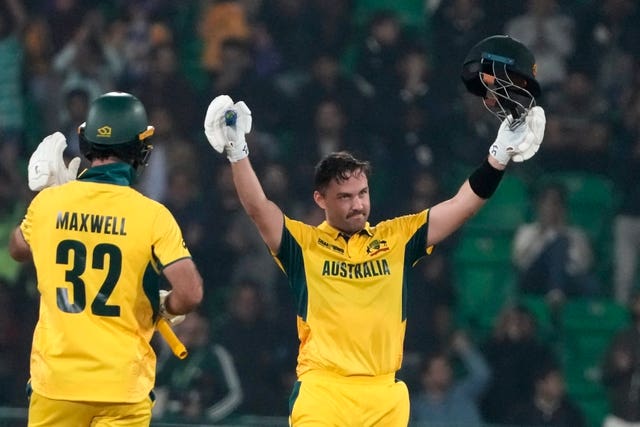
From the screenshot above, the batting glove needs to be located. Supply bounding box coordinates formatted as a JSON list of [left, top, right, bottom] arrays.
[[28, 132, 81, 191], [159, 290, 185, 326], [223, 100, 252, 162], [204, 95, 234, 153], [489, 106, 546, 165]]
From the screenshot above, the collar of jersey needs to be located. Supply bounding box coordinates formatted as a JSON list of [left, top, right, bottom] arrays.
[[317, 221, 373, 240], [77, 163, 136, 186]]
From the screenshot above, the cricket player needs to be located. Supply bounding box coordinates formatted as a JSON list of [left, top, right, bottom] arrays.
[[203, 35, 544, 426], [9, 92, 203, 426]]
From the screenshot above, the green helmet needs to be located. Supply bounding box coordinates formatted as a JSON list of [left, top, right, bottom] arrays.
[[79, 92, 154, 169], [460, 35, 540, 127], [461, 34, 540, 98]]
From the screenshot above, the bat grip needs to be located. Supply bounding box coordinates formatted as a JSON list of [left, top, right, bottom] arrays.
[[157, 318, 188, 359], [224, 110, 237, 126]]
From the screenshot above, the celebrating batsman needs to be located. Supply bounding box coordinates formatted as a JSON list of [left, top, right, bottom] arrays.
[[203, 35, 544, 426]]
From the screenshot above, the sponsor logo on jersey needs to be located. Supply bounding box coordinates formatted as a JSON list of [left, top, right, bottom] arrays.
[[317, 238, 344, 254]]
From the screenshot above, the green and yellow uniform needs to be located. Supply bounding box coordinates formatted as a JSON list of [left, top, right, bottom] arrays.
[[20, 164, 190, 406], [275, 211, 432, 425]]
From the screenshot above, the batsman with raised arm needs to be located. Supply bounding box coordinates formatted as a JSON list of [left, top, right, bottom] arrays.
[[204, 35, 544, 426]]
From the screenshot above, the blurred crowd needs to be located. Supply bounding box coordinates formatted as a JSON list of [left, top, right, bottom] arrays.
[[1, 0, 640, 425]]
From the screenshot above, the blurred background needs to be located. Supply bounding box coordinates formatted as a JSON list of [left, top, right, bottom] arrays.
[[1, 0, 640, 426]]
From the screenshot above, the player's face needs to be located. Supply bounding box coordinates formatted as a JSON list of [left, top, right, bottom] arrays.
[[314, 170, 370, 235]]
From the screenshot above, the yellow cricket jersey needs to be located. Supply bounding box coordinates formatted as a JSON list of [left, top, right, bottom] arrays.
[[19, 164, 191, 403], [273, 210, 432, 379]]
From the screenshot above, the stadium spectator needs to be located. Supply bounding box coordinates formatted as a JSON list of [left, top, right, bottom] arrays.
[[214, 280, 290, 415], [512, 182, 600, 305], [601, 292, 640, 426], [257, 0, 316, 72], [429, 0, 499, 107], [480, 304, 557, 424], [410, 331, 490, 426], [293, 50, 367, 137], [612, 66, 640, 304], [198, 0, 251, 73], [506, 361, 587, 427], [540, 70, 612, 174], [154, 310, 242, 423], [0, 0, 26, 152], [504, 0, 576, 91], [58, 87, 90, 159], [353, 10, 407, 102], [51, 8, 123, 104], [572, 0, 640, 109]]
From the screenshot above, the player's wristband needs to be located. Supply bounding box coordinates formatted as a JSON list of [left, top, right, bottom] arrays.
[[468, 158, 504, 199]]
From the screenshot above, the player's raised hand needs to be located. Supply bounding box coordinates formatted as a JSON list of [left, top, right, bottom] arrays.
[[204, 95, 234, 153], [489, 106, 546, 165], [204, 96, 252, 162], [28, 132, 81, 191], [511, 106, 545, 162], [223, 100, 252, 162]]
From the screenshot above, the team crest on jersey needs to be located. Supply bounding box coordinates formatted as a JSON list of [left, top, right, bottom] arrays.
[[366, 239, 389, 256]]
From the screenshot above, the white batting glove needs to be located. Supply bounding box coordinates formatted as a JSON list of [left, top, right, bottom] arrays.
[[159, 290, 185, 326], [204, 95, 234, 153], [489, 106, 546, 165], [512, 106, 545, 163], [28, 132, 81, 191], [223, 101, 252, 162]]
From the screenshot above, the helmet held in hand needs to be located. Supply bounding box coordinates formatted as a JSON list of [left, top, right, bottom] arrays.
[[461, 35, 541, 128]]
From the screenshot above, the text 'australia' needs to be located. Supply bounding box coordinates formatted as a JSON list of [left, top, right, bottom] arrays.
[[321, 260, 390, 279], [56, 211, 127, 236]]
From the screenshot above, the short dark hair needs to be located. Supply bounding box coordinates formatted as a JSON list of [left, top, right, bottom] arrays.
[[313, 151, 371, 193]]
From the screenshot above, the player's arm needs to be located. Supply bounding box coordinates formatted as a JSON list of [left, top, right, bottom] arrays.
[[230, 158, 284, 253], [428, 156, 503, 246], [427, 107, 545, 247], [9, 227, 31, 262], [204, 95, 284, 253], [161, 259, 203, 315]]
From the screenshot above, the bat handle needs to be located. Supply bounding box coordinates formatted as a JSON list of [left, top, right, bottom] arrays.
[[224, 110, 237, 126], [157, 318, 188, 359]]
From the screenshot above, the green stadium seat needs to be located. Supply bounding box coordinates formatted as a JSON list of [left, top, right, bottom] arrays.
[[453, 230, 514, 265], [454, 263, 516, 339], [354, 0, 427, 29], [560, 297, 628, 333], [559, 297, 628, 426], [541, 172, 615, 244], [466, 174, 531, 233], [574, 395, 609, 427]]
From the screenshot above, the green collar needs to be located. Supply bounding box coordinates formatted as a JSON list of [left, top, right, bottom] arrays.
[[77, 163, 136, 186]]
